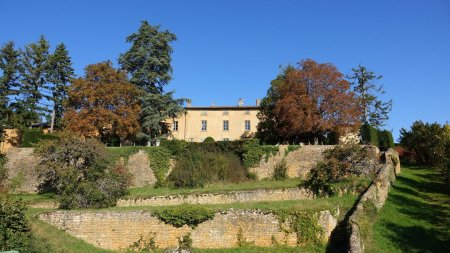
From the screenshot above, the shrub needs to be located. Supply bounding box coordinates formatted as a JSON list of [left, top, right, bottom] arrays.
[[273, 159, 287, 180], [147, 147, 171, 187], [306, 144, 380, 195], [203, 136, 215, 143], [160, 139, 189, 156], [276, 209, 324, 244], [378, 130, 394, 151], [152, 205, 215, 228], [20, 128, 59, 147], [0, 155, 6, 193], [168, 149, 246, 188], [0, 197, 37, 253], [242, 140, 278, 168], [360, 123, 378, 146], [35, 136, 131, 209]]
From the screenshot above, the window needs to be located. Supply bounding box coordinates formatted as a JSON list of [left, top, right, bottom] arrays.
[[201, 111, 207, 116], [245, 120, 251, 131], [223, 111, 229, 116], [173, 121, 178, 131], [223, 120, 229, 131], [245, 110, 250, 115], [201, 120, 207, 131]]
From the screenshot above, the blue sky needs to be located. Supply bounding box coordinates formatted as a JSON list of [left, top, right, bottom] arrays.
[[1, 0, 449, 140]]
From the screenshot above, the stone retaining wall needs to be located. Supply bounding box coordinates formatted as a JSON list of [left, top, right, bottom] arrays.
[[250, 145, 334, 180], [117, 187, 313, 207], [39, 209, 338, 250], [347, 148, 400, 253]]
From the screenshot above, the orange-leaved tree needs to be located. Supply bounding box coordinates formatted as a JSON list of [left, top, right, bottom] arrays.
[[64, 61, 142, 143], [272, 59, 362, 143]]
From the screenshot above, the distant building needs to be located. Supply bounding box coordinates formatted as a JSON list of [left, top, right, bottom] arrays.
[[166, 99, 261, 142]]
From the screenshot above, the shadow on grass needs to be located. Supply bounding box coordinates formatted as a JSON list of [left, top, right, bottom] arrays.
[[379, 222, 449, 253]]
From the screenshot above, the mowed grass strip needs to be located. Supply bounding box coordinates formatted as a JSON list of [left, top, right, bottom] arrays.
[[367, 166, 450, 253], [126, 178, 302, 199]]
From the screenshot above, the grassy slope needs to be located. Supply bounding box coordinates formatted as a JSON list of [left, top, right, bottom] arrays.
[[126, 178, 302, 199], [367, 166, 450, 253]]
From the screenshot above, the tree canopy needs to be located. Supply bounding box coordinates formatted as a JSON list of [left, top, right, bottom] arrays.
[[257, 59, 362, 144], [348, 65, 392, 127], [64, 62, 141, 142], [119, 21, 177, 94]]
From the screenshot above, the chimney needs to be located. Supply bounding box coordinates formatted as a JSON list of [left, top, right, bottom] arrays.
[[238, 98, 244, 107], [256, 99, 261, 106], [186, 100, 192, 107]]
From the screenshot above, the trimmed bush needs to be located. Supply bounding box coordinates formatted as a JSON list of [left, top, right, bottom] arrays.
[[360, 123, 378, 146], [152, 205, 215, 228], [203, 136, 215, 143], [378, 130, 394, 151]]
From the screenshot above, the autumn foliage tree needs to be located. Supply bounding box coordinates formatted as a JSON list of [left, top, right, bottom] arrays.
[[64, 62, 141, 143], [258, 59, 362, 144]]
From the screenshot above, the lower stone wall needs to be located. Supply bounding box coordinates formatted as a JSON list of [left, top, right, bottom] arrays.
[[39, 209, 338, 250], [347, 148, 400, 253], [117, 187, 313, 207]]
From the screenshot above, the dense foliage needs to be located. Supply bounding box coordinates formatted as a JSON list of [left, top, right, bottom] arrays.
[[399, 121, 450, 188], [276, 209, 324, 244], [20, 128, 59, 147], [152, 204, 215, 228], [360, 123, 379, 146], [306, 145, 380, 195], [0, 197, 37, 253], [168, 149, 246, 188], [64, 62, 142, 143], [257, 59, 362, 144], [273, 159, 288, 180], [35, 136, 131, 208], [348, 65, 392, 128]]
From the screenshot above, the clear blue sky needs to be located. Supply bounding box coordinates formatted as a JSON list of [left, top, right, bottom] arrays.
[[1, 0, 449, 140]]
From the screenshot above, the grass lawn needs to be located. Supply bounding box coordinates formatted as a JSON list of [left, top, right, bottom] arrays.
[[366, 166, 450, 253], [126, 178, 302, 199]]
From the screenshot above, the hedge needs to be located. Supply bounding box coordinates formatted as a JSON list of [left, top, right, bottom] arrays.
[[378, 130, 394, 151], [360, 123, 379, 147], [20, 128, 59, 147]]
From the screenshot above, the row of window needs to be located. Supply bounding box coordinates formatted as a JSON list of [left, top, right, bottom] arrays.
[[172, 120, 251, 131]]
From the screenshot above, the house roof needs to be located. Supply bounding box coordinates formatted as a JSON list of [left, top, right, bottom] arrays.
[[185, 106, 259, 111]]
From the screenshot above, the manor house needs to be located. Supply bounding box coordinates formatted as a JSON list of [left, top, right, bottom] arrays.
[[166, 99, 260, 142]]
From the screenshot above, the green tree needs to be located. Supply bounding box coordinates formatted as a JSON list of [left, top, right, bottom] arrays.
[[139, 91, 185, 144], [18, 35, 51, 126], [119, 21, 177, 93], [0, 41, 21, 140], [348, 65, 392, 127], [119, 21, 185, 144], [47, 43, 75, 130], [256, 66, 293, 144]]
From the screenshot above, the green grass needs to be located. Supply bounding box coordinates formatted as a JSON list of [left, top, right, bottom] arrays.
[[110, 194, 358, 215], [26, 208, 115, 253], [367, 166, 450, 253], [126, 178, 302, 199], [192, 245, 326, 253]]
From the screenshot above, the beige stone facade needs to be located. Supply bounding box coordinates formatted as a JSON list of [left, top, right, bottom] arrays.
[[166, 102, 260, 142]]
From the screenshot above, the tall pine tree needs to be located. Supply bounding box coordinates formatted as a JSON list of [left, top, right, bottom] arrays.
[[47, 43, 74, 130], [348, 65, 392, 127], [18, 35, 51, 126], [119, 21, 177, 94], [0, 41, 21, 139], [119, 21, 185, 144]]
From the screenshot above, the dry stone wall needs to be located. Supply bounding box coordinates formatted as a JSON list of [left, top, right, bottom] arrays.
[[117, 187, 313, 207], [347, 148, 400, 253], [125, 150, 157, 187], [39, 209, 338, 250], [249, 145, 334, 180]]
